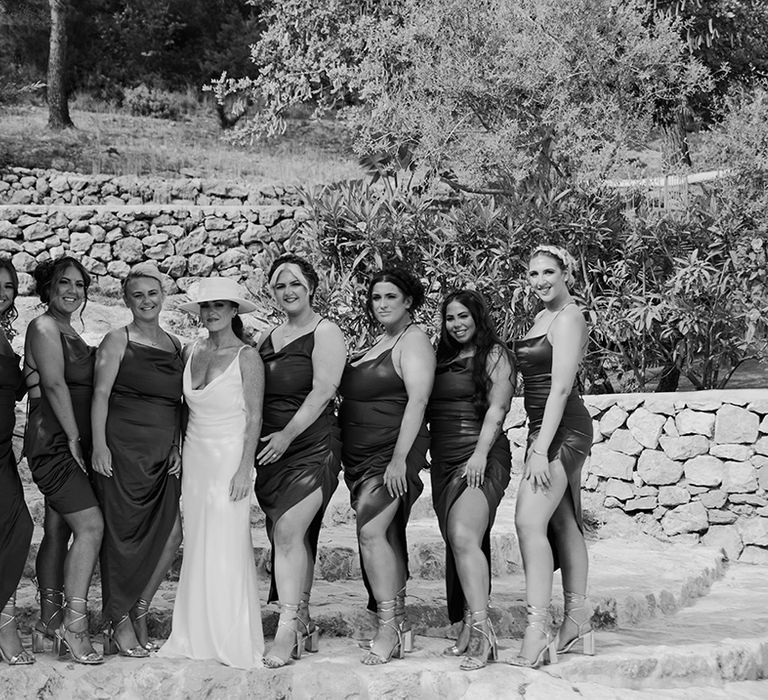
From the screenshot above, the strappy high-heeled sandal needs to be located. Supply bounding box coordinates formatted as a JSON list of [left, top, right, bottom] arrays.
[[103, 614, 150, 658], [131, 597, 159, 652], [395, 585, 414, 653], [361, 599, 403, 665], [504, 603, 558, 669], [0, 597, 35, 665], [556, 590, 595, 655], [298, 594, 320, 654], [443, 606, 471, 656], [263, 603, 303, 668], [31, 587, 63, 653], [53, 596, 103, 665], [460, 609, 498, 671]]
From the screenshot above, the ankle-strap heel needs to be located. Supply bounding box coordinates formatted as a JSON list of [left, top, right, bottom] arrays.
[[361, 599, 403, 665], [298, 594, 319, 654], [395, 586, 414, 653], [0, 596, 36, 665], [53, 596, 103, 665], [131, 597, 160, 652], [263, 603, 302, 669], [443, 606, 471, 657], [557, 591, 595, 655], [505, 603, 557, 668], [459, 609, 498, 671], [32, 587, 64, 653], [102, 614, 149, 658]]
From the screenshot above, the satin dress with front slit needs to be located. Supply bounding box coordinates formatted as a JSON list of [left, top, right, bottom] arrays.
[[256, 326, 341, 603], [427, 355, 511, 623], [339, 344, 429, 611], [24, 333, 98, 514], [0, 351, 33, 611], [92, 327, 183, 623], [511, 333, 592, 569]]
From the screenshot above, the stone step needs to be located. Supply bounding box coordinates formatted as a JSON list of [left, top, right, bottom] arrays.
[[551, 561, 768, 689]]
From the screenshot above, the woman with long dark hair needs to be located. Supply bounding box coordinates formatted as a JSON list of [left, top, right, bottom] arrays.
[[429, 289, 513, 670], [24, 256, 104, 665], [160, 277, 265, 669], [91, 262, 183, 657], [339, 267, 434, 665], [0, 259, 34, 665], [255, 254, 345, 668], [506, 244, 594, 668]]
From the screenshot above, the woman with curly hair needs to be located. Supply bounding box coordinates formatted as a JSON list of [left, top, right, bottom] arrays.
[[0, 259, 34, 665], [24, 256, 104, 665], [256, 254, 345, 668], [339, 267, 435, 665], [428, 289, 513, 671], [506, 244, 594, 669]]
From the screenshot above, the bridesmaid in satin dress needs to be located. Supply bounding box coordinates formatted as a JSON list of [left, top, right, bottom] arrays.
[[24, 257, 103, 665], [339, 267, 434, 665], [0, 259, 34, 665], [91, 263, 183, 658], [160, 277, 265, 669], [256, 254, 345, 669], [506, 245, 594, 669], [428, 290, 513, 671]]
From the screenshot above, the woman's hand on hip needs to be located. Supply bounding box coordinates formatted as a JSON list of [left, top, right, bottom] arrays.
[[463, 451, 487, 489], [257, 431, 291, 465]]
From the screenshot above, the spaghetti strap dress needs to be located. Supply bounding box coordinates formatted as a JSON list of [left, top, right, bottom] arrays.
[[24, 333, 98, 514], [256, 324, 341, 603], [338, 341, 429, 612], [93, 327, 183, 623], [427, 355, 511, 623], [511, 333, 593, 570], [0, 351, 33, 611], [159, 344, 263, 669]]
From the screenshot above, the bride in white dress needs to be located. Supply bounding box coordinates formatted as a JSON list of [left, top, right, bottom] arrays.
[[160, 278, 265, 668]]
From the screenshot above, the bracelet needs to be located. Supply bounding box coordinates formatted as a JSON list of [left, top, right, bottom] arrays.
[[171, 443, 180, 450], [67, 436, 80, 442], [532, 446, 547, 456]]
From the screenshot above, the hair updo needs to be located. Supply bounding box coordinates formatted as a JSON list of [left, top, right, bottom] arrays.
[[267, 253, 320, 301], [365, 267, 425, 324], [33, 256, 91, 305], [529, 244, 577, 277]]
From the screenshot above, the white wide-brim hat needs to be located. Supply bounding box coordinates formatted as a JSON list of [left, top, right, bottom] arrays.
[[178, 276, 258, 314]]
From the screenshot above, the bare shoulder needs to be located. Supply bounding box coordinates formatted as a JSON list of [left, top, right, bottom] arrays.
[[399, 325, 434, 358], [255, 326, 275, 350], [238, 344, 263, 369], [550, 305, 587, 341], [98, 327, 128, 351], [314, 318, 345, 348]]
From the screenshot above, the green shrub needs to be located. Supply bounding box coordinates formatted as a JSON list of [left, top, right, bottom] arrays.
[[123, 84, 198, 120]]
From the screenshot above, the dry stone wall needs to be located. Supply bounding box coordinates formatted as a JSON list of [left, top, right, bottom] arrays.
[[0, 203, 308, 297], [0, 167, 301, 207], [506, 390, 768, 565]]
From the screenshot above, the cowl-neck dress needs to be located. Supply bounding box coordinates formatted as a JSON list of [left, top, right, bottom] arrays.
[[159, 344, 263, 669], [256, 325, 341, 603], [0, 349, 33, 611], [338, 340, 429, 612], [93, 327, 183, 623], [427, 354, 511, 623], [510, 333, 592, 569], [24, 332, 98, 514]]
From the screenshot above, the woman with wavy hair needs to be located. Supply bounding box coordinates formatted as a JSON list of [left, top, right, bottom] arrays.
[[506, 244, 594, 669], [91, 262, 183, 657], [0, 259, 34, 665], [339, 267, 434, 665], [429, 289, 513, 670], [255, 253, 345, 668], [24, 256, 104, 665]]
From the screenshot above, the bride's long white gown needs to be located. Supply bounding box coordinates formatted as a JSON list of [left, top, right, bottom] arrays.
[[159, 346, 264, 668]]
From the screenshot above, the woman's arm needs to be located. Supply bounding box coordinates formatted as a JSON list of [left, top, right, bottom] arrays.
[[384, 329, 436, 498], [27, 316, 86, 471], [230, 347, 266, 501], [257, 320, 346, 465], [464, 346, 514, 488], [90, 329, 127, 477], [525, 308, 587, 490]]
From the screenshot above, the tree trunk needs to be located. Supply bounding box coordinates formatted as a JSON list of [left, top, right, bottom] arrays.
[[660, 109, 691, 172], [47, 0, 73, 130]]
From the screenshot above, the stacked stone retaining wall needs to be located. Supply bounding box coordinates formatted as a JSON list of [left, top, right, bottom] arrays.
[[0, 167, 301, 207], [0, 203, 308, 296], [504, 391, 768, 566]]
